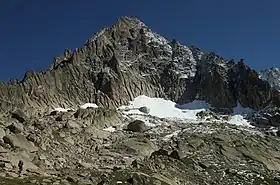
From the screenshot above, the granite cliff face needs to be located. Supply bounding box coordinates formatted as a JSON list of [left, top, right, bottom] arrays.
[[0, 16, 279, 117]]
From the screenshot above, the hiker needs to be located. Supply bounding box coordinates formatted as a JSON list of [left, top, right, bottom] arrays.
[[18, 160, 23, 177]]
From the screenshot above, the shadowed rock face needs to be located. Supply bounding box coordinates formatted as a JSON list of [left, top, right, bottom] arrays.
[[0, 16, 279, 116]]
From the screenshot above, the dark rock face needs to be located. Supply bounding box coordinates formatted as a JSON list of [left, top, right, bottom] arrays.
[[231, 62, 272, 109], [127, 120, 148, 132], [0, 16, 279, 116], [250, 106, 280, 127], [178, 59, 275, 110]]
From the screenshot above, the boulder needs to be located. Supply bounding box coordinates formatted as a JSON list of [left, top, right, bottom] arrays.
[[65, 120, 80, 129], [151, 149, 169, 157], [127, 120, 148, 132], [3, 134, 38, 152], [121, 137, 158, 156], [7, 122, 24, 133], [169, 150, 182, 160], [55, 116, 63, 122], [26, 133, 41, 145], [139, 106, 150, 114], [11, 110, 27, 123], [33, 121, 46, 130], [49, 111, 58, 116]]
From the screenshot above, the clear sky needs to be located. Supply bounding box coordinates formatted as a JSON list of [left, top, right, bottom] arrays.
[[0, 0, 279, 81]]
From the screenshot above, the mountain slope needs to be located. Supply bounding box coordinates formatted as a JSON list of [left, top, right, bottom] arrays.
[[0, 16, 279, 116], [260, 67, 280, 90]]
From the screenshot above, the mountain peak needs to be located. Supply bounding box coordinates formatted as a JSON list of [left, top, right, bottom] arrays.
[[259, 67, 280, 90], [0, 16, 279, 116], [85, 16, 145, 45], [117, 16, 144, 25]]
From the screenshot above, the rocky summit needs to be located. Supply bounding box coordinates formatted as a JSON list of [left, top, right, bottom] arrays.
[[0, 16, 280, 185]]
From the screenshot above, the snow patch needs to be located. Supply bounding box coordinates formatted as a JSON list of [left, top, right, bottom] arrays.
[[229, 103, 255, 127], [229, 115, 252, 127], [123, 113, 159, 127], [103, 126, 116, 132], [80, 103, 98, 109], [54, 108, 70, 112], [121, 95, 209, 120]]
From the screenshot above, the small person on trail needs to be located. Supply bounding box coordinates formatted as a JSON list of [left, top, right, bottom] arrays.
[[18, 160, 23, 177]]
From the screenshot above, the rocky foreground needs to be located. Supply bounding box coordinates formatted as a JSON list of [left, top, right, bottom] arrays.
[[0, 106, 280, 185], [0, 16, 280, 184]]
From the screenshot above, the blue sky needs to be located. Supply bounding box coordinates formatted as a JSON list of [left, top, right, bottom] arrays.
[[0, 0, 279, 81]]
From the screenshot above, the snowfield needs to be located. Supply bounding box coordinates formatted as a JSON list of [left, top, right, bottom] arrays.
[[119, 95, 255, 127], [119, 95, 210, 120]]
